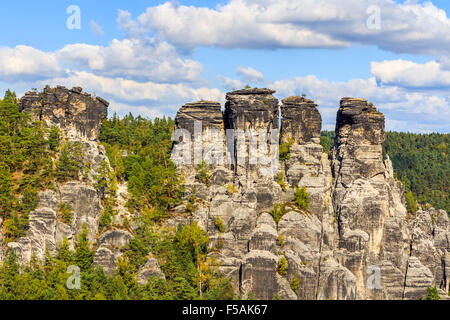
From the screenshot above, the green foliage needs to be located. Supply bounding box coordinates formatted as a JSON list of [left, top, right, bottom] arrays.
[[279, 138, 293, 162], [54, 142, 84, 183], [215, 217, 225, 233], [58, 202, 72, 224], [100, 114, 183, 213], [382, 131, 449, 212], [320, 131, 335, 154], [277, 257, 288, 276], [74, 224, 94, 271], [99, 205, 113, 231], [293, 187, 309, 211], [269, 203, 287, 224], [0, 90, 59, 243], [277, 235, 285, 247], [405, 190, 418, 215], [423, 286, 440, 300], [226, 184, 236, 194], [290, 275, 300, 294], [277, 172, 287, 191], [196, 161, 211, 186], [47, 126, 61, 151], [94, 160, 117, 198]]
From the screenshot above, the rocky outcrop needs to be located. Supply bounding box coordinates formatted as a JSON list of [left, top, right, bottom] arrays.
[[137, 254, 166, 285], [171, 89, 449, 300], [93, 229, 133, 274], [19, 86, 108, 141], [280, 96, 321, 144], [2, 85, 447, 301], [6, 182, 103, 264], [3, 87, 113, 269]]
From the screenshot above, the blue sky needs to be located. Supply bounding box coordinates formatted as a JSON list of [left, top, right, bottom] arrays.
[[0, 0, 449, 132]]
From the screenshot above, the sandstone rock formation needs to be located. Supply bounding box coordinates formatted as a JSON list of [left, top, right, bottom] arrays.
[[19, 86, 108, 141], [3, 87, 132, 274], [171, 89, 449, 300], [1, 85, 448, 301]]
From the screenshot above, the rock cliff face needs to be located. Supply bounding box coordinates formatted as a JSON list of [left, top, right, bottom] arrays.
[[3, 87, 140, 278], [1, 85, 448, 300], [171, 89, 449, 300], [19, 86, 108, 141]]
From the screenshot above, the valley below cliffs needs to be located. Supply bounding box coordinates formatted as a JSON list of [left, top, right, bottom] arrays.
[[0, 86, 448, 300]]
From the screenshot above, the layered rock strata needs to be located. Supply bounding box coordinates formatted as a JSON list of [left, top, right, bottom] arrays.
[[171, 90, 449, 300], [19, 86, 108, 141]]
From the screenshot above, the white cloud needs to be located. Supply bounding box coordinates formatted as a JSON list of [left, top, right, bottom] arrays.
[[121, 0, 450, 57], [56, 39, 203, 83], [108, 100, 166, 119], [236, 66, 265, 83], [0, 45, 66, 81], [37, 71, 224, 112], [0, 38, 204, 84], [371, 60, 450, 88], [216, 75, 244, 91], [217, 66, 265, 90], [120, 1, 347, 52], [267, 74, 449, 132]]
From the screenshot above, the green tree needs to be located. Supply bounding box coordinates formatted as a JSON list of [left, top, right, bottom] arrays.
[[74, 224, 94, 271], [47, 126, 61, 151], [293, 187, 309, 211], [405, 190, 418, 215]]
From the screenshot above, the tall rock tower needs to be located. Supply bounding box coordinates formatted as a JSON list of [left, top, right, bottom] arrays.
[[171, 90, 449, 300]]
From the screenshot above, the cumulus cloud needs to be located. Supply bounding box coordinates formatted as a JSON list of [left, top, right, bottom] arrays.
[[217, 66, 265, 90], [120, 0, 450, 57], [0, 45, 66, 81], [56, 39, 203, 83], [236, 66, 265, 83], [37, 71, 224, 112], [216, 75, 245, 91], [371, 60, 450, 89], [108, 99, 166, 119], [0, 38, 204, 84], [119, 1, 347, 51], [268, 75, 449, 132]]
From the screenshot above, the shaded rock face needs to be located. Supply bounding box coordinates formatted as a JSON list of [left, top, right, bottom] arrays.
[[93, 230, 133, 274], [224, 88, 279, 132], [19, 86, 108, 141], [6, 183, 102, 264], [280, 96, 321, 144], [137, 254, 165, 285], [171, 90, 449, 300]]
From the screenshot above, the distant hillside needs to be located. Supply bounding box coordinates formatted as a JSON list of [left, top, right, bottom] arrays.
[[321, 131, 449, 213]]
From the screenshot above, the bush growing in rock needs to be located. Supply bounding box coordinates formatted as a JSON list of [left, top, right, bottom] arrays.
[[269, 203, 287, 224], [215, 217, 225, 233], [277, 257, 288, 276], [293, 187, 309, 211], [58, 202, 72, 224], [196, 161, 211, 186], [291, 275, 300, 294]]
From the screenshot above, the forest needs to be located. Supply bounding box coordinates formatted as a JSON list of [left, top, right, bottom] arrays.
[[0, 89, 448, 299], [0, 91, 233, 300]]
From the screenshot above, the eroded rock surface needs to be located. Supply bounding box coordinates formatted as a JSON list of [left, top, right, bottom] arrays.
[[170, 90, 449, 300], [19, 86, 108, 141]]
